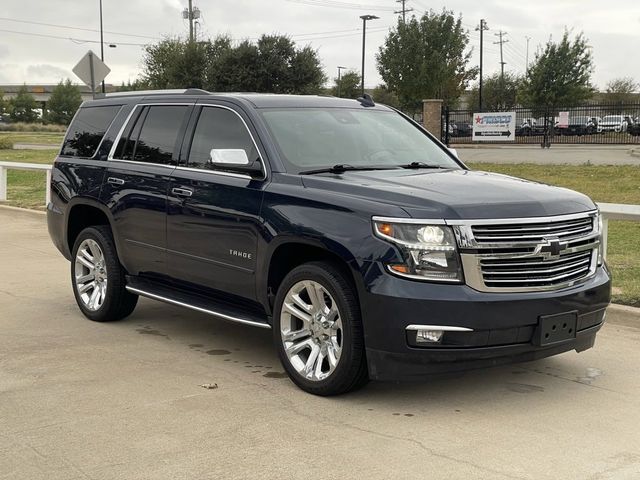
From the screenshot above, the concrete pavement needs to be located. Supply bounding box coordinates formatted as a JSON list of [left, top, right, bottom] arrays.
[[455, 145, 640, 166], [1, 207, 640, 480]]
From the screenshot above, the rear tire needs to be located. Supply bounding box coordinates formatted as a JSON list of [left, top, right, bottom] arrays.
[[273, 261, 368, 396], [71, 226, 138, 322]]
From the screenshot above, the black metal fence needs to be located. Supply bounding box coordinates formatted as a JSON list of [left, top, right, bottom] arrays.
[[442, 103, 640, 147]]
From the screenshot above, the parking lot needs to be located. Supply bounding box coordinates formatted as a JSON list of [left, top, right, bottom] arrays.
[[1, 207, 640, 480]]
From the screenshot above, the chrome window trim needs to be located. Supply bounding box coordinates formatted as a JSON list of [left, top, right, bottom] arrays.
[[188, 104, 267, 182], [107, 102, 193, 162], [174, 165, 251, 180], [107, 158, 176, 169], [406, 325, 474, 332]]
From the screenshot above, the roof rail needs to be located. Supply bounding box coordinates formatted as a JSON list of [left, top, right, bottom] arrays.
[[96, 88, 211, 99]]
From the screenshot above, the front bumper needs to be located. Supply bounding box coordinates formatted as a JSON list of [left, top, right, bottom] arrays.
[[358, 262, 611, 381]]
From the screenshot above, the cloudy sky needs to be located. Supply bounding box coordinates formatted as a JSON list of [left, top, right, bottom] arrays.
[[0, 0, 639, 91]]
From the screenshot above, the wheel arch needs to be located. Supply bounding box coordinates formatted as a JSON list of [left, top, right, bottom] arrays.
[[261, 238, 364, 317], [65, 198, 118, 258]]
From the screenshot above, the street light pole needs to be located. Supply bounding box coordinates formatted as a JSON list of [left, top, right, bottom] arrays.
[[337, 66, 347, 98], [99, 0, 105, 93], [360, 14, 379, 96]]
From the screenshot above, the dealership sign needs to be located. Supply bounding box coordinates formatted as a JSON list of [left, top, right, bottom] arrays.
[[472, 112, 516, 142]]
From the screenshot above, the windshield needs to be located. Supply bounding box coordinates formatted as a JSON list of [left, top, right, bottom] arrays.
[[260, 108, 462, 174], [603, 115, 623, 122]]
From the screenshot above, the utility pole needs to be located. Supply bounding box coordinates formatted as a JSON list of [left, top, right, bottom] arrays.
[[394, 0, 413, 23], [475, 19, 489, 110], [494, 30, 508, 107], [99, 0, 105, 94], [525, 36, 531, 74], [182, 0, 200, 42], [337, 66, 347, 98], [360, 15, 379, 96]]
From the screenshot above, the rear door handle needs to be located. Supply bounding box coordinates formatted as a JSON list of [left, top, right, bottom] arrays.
[[171, 187, 193, 198], [107, 177, 125, 186]]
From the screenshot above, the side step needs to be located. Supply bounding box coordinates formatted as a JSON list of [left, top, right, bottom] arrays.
[[126, 277, 271, 329]]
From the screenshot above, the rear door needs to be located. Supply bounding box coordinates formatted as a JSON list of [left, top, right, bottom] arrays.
[[100, 103, 191, 277], [166, 104, 267, 300]]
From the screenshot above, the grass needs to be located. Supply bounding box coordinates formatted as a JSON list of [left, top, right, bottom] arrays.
[[0, 131, 64, 146], [0, 149, 56, 210], [469, 163, 640, 307], [0, 152, 638, 306]]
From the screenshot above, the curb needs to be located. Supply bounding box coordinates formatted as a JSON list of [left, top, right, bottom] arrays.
[[608, 303, 640, 315], [0, 204, 46, 216]]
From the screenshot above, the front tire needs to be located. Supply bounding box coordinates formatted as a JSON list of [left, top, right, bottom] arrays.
[[273, 262, 368, 396], [71, 226, 138, 322]]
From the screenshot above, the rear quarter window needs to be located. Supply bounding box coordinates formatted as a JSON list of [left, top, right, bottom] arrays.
[[61, 105, 121, 158]]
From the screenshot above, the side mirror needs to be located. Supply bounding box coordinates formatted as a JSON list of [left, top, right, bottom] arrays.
[[448, 147, 459, 158], [208, 149, 263, 178]]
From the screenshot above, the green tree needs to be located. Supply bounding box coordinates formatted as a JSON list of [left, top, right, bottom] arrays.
[[46, 79, 82, 125], [141, 34, 326, 94], [372, 84, 400, 109], [376, 10, 478, 113], [331, 71, 360, 98], [520, 31, 594, 108], [602, 77, 638, 104], [142, 37, 213, 89], [0, 89, 6, 117], [469, 72, 523, 110], [8, 85, 39, 123]]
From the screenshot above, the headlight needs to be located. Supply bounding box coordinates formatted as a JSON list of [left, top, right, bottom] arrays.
[[373, 220, 463, 282]]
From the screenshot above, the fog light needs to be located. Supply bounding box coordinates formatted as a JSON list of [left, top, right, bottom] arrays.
[[415, 329, 444, 344]]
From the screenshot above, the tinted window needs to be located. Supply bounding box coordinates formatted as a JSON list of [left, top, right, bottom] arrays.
[[61, 105, 121, 158], [114, 105, 188, 165], [188, 107, 259, 170]]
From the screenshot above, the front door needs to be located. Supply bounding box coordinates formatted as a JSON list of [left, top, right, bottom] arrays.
[[166, 105, 266, 300]]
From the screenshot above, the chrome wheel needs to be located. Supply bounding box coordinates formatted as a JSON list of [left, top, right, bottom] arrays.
[[280, 280, 343, 382], [74, 239, 107, 311]]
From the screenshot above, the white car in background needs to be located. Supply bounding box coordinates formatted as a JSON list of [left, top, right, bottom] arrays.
[[600, 115, 628, 133]]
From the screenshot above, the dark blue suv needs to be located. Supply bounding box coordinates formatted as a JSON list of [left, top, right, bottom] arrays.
[[47, 90, 611, 395]]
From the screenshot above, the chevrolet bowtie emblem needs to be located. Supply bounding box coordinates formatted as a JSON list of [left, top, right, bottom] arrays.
[[535, 237, 566, 259]]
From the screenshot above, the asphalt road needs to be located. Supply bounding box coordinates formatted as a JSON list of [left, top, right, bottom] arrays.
[[1, 207, 640, 480], [456, 145, 640, 166]]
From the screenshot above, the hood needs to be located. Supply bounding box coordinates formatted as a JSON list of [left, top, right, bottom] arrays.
[[301, 169, 596, 220]]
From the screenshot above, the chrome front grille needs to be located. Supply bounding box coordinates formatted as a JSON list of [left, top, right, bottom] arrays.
[[480, 249, 594, 289], [471, 216, 593, 244], [453, 211, 601, 293]]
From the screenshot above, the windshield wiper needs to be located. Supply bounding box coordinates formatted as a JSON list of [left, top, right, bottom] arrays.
[[398, 162, 446, 170], [299, 164, 398, 175]]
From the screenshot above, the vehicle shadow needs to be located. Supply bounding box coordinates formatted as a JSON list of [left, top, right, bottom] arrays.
[[124, 298, 592, 405]]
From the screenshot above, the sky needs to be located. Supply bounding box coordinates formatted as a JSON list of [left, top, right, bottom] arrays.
[[0, 0, 639, 91]]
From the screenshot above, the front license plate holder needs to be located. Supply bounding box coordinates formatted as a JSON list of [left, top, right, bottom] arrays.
[[535, 311, 578, 346]]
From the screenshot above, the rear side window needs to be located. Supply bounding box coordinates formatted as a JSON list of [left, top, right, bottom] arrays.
[[114, 105, 188, 165], [61, 106, 121, 158], [188, 106, 259, 170]]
